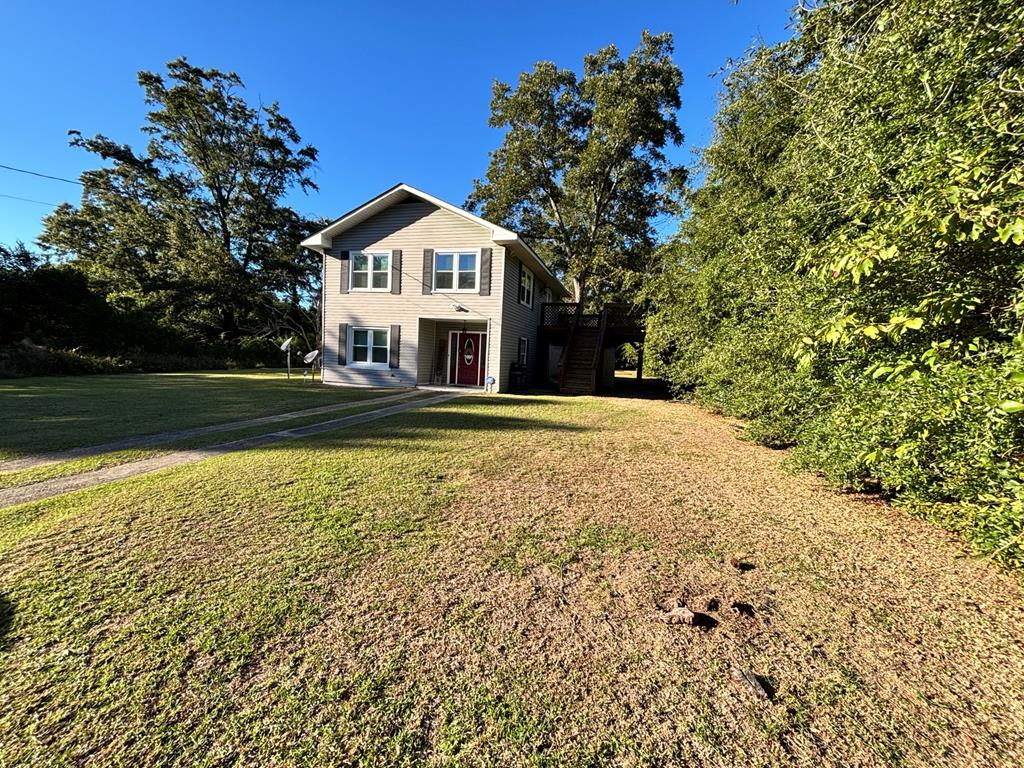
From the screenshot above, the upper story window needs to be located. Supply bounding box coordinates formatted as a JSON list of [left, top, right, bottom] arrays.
[[351, 251, 390, 291], [434, 251, 478, 292], [519, 264, 535, 308]]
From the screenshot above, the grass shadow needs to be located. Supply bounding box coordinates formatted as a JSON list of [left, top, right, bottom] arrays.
[[0, 594, 13, 651], [241, 396, 590, 456], [526, 379, 672, 401]]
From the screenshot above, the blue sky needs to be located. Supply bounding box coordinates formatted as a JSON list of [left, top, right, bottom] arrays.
[[0, 0, 794, 248]]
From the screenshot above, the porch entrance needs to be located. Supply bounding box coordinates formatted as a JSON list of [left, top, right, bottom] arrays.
[[448, 331, 487, 387]]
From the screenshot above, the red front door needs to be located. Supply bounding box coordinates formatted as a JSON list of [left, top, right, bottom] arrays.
[[450, 332, 486, 386]]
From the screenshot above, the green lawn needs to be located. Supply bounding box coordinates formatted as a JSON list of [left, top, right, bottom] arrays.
[[0, 390, 440, 491], [1, 395, 1022, 766], [0, 371, 393, 459]]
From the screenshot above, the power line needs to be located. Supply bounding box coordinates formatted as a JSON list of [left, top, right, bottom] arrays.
[[0, 192, 62, 207], [0, 163, 83, 186]]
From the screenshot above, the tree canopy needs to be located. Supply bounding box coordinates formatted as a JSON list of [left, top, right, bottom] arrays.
[[645, 0, 1024, 566], [468, 32, 686, 303], [39, 58, 323, 357]]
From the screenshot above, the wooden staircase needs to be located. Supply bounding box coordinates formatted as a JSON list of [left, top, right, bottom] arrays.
[[545, 302, 644, 396], [560, 327, 600, 394]]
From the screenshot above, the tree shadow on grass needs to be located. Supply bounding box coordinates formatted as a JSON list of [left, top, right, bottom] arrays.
[[241, 395, 591, 455], [526, 379, 672, 401], [0, 594, 13, 651]]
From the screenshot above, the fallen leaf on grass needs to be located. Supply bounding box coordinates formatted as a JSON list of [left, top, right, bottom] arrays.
[[729, 667, 773, 701]]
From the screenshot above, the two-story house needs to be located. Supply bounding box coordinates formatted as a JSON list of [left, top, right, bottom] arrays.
[[301, 183, 570, 393]]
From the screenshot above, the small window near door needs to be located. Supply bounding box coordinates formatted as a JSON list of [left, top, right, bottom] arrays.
[[351, 252, 390, 291], [519, 265, 534, 308], [517, 337, 528, 366], [351, 327, 389, 367]]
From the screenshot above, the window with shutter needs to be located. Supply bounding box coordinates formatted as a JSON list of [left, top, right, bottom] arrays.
[[432, 250, 479, 292], [350, 251, 391, 291], [349, 327, 390, 368]]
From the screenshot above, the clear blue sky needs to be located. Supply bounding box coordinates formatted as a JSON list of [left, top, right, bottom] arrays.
[[0, 0, 794, 249]]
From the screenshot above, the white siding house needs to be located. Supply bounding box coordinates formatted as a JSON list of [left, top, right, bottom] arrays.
[[301, 183, 569, 393]]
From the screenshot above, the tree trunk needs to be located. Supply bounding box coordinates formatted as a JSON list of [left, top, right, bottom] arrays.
[[572, 274, 586, 304]]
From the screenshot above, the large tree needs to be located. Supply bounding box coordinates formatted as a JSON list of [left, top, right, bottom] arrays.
[[467, 32, 685, 303], [41, 58, 321, 349]]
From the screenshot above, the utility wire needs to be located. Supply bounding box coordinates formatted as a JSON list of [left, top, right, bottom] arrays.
[[0, 192, 62, 207], [0, 163, 83, 186]]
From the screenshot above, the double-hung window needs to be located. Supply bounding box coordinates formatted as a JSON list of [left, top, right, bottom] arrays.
[[351, 327, 389, 367], [351, 251, 390, 291], [517, 337, 528, 366], [434, 251, 478, 292], [519, 265, 535, 308]]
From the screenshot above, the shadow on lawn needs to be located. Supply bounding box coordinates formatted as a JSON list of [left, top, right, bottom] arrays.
[[241, 395, 589, 455], [0, 594, 13, 651]]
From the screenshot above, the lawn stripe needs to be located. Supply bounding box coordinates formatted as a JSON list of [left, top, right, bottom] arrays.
[[0, 391, 464, 508], [0, 388, 421, 473]]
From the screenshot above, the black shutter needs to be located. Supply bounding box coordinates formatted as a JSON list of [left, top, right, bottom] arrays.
[[479, 247, 492, 296], [339, 250, 350, 293], [391, 249, 402, 294], [337, 323, 348, 366], [422, 249, 433, 294], [514, 259, 522, 303], [389, 324, 401, 368]]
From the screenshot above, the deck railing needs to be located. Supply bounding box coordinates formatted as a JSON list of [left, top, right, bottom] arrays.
[[541, 302, 580, 329], [542, 302, 639, 332], [555, 303, 583, 391]]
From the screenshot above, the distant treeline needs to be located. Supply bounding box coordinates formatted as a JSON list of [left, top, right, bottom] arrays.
[[0, 244, 278, 376], [645, 0, 1024, 565]]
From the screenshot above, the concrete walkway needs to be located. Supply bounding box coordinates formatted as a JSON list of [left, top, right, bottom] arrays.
[[0, 389, 423, 473], [0, 391, 463, 509]]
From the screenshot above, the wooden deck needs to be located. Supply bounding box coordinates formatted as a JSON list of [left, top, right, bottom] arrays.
[[539, 303, 645, 394], [540, 303, 644, 341]]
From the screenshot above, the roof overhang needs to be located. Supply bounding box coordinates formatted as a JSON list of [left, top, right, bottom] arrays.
[[301, 182, 570, 298]]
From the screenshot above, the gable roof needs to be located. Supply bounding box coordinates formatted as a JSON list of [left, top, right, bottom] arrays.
[[301, 182, 569, 297]]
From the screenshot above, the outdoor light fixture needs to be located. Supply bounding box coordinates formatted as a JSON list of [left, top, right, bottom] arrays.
[[451, 303, 469, 312]]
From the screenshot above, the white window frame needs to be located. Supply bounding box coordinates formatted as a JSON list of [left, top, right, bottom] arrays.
[[350, 251, 391, 292], [433, 248, 481, 293], [519, 264, 535, 308], [517, 336, 528, 366], [348, 326, 390, 369]]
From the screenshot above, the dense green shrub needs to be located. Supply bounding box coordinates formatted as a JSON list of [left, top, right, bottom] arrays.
[[0, 342, 251, 378], [646, 0, 1024, 566]]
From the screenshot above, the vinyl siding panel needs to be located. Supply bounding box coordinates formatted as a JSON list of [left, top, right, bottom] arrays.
[[500, 255, 544, 388], [322, 200, 507, 389], [416, 319, 436, 384]]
